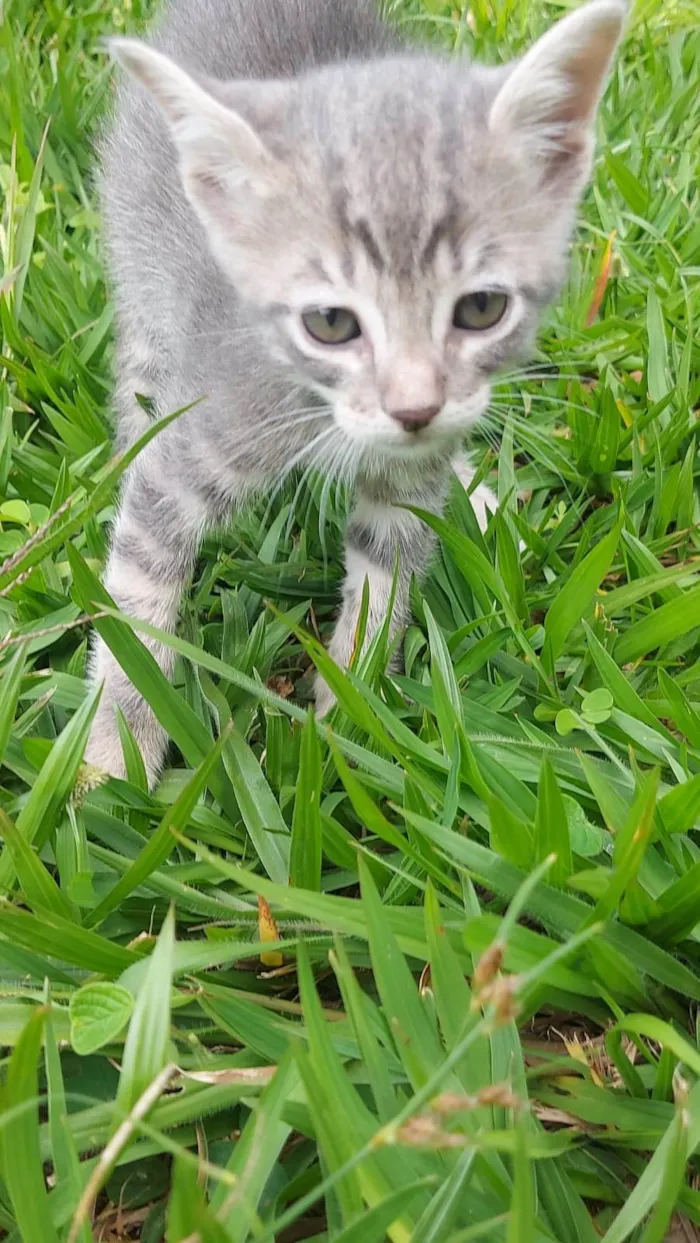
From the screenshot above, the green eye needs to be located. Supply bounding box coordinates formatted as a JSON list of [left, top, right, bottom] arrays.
[[302, 307, 362, 345], [453, 291, 508, 331]]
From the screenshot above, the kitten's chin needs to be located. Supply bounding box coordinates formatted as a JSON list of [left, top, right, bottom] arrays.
[[368, 434, 461, 465]]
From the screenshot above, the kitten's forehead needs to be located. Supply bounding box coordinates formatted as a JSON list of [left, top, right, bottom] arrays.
[[287, 56, 525, 283]]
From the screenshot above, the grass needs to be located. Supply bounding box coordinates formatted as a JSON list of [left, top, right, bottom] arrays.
[[0, 0, 699, 1239]]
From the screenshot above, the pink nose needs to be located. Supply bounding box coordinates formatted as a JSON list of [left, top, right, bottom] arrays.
[[389, 405, 441, 433]]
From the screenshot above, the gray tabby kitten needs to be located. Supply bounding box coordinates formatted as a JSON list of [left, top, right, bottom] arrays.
[[87, 0, 625, 784]]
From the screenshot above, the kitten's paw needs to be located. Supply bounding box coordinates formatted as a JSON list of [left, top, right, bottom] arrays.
[[453, 457, 497, 533], [85, 702, 166, 789], [465, 482, 526, 552], [314, 673, 337, 719], [84, 717, 128, 782], [469, 482, 499, 533]]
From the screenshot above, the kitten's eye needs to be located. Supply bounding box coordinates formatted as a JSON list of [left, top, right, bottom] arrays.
[[453, 291, 508, 331], [302, 307, 361, 345]]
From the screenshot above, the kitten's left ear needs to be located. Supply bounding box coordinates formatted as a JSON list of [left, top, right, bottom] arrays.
[[109, 39, 285, 218], [489, 0, 626, 187]]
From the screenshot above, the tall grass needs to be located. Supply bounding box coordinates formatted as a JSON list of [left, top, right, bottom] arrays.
[[0, 0, 699, 1240]]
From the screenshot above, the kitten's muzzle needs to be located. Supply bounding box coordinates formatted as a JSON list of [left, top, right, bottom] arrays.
[[388, 404, 441, 434]]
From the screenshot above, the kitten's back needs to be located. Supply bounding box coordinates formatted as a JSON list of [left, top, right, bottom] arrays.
[[153, 0, 395, 78]]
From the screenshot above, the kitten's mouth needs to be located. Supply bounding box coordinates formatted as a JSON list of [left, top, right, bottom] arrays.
[[374, 424, 462, 461]]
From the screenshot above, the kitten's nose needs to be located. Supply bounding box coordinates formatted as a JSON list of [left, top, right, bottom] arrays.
[[389, 405, 441, 434]]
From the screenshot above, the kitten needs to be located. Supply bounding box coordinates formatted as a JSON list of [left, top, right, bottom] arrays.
[[87, 0, 625, 784]]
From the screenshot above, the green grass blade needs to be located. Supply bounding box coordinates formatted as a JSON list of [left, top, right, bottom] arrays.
[[13, 121, 49, 318], [657, 668, 700, 748], [601, 1078, 700, 1243], [43, 987, 92, 1243], [411, 1149, 478, 1243], [506, 1113, 534, 1243], [636, 1110, 689, 1243], [330, 936, 400, 1123], [290, 709, 323, 889], [0, 807, 75, 920], [0, 1006, 60, 1243], [222, 724, 290, 883], [86, 729, 229, 927], [210, 1051, 297, 1238], [615, 585, 700, 664], [0, 904, 137, 974], [166, 1154, 231, 1243], [533, 759, 572, 888], [543, 521, 619, 675], [359, 856, 444, 1088], [116, 905, 176, 1114], [333, 1182, 434, 1243], [0, 641, 28, 762], [0, 685, 101, 891]]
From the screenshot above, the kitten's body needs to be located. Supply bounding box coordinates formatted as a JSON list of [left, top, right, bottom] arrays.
[[89, 0, 624, 782]]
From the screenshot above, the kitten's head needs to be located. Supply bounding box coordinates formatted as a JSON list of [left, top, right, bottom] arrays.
[[111, 1, 624, 466]]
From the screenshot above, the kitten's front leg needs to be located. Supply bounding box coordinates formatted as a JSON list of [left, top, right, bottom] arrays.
[[452, 452, 498, 531], [85, 452, 213, 785], [315, 485, 438, 715], [315, 457, 500, 714]]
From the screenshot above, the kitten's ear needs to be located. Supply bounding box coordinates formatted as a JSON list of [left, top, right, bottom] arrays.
[[109, 39, 282, 211], [489, 0, 625, 186]]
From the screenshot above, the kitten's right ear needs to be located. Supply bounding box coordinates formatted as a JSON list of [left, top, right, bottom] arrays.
[[488, 0, 626, 189], [109, 39, 283, 215]]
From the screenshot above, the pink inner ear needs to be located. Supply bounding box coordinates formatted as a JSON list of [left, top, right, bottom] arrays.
[[489, 3, 623, 149], [542, 130, 593, 188], [550, 28, 622, 126]]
